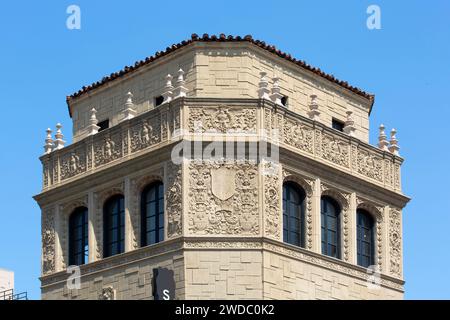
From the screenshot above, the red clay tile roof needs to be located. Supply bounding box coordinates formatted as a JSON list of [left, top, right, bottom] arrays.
[[66, 34, 375, 116]]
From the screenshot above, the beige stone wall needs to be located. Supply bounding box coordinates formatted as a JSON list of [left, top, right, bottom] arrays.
[[193, 43, 371, 142], [41, 247, 185, 300]]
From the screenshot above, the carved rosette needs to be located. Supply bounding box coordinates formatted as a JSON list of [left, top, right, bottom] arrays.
[[130, 116, 161, 153], [60, 148, 87, 181], [188, 160, 259, 235], [283, 119, 313, 154], [94, 132, 122, 167], [389, 208, 402, 277], [166, 162, 182, 238], [357, 149, 383, 182], [188, 106, 256, 133], [98, 286, 115, 300], [42, 207, 55, 275], [321, 134, 350, 168]]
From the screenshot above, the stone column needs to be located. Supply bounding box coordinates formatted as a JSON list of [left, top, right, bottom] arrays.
[[124, 177, 133, 252], [311, 178, 322, 254], [88, 191, 97, 263], [54, 204, 64, 271]]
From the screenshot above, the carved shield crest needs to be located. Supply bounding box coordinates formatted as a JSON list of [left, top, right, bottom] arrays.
[[211, 167, 236, 200]]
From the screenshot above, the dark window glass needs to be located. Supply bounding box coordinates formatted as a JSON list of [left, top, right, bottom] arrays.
[[281, 96, 288, 107], [321, 196, 341, 258], [141, 182, 164, 247], [103, 195, 125, 258], [357, 209, 375, 268], [283, 182, 306, 247], [69, 207, 89, 266], [155, 96, 164, 107], [332, 119, 344, 132], [97, 119, 109, 132]]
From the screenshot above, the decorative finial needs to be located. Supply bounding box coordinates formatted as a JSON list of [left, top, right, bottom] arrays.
[[308, 94, 320, 120], [377, 124, 389, 151], [43, 128, 54, 154], [121, 92, 137, 121], [343, 110, 356, 137], [388, 128, 400, 156], [173, 68, 188, 99], [270, 77, 284, 107], [162, 74, 174, 104], [54, 123, 66, 150], [257, 72, 270, 100], [88, 108, 100, 135]]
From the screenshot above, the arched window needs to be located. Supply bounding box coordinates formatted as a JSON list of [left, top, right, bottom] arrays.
[[321, 196, 341, 259], [103, 195, 125, 258], [141, 182, 164, 247], [357, 209, 375, 268], [283, 182, 306, 247], [69, 207, 89, 266]]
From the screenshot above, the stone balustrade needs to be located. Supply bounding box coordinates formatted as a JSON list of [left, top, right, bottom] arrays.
[[40, 98, 403, 193]]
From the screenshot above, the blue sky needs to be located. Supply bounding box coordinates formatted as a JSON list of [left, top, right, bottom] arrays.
[[0, 0, 449, 300]]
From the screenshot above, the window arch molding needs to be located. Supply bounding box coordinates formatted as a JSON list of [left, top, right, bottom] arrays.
[[68, 206, 89, 266], [102, 193, 125, 258], [140, 180, 165, 247], [283, 174, 313, 249], [131, 174, 164, 247], [356, 201, 384, 269], [62, 197, 88, 269]]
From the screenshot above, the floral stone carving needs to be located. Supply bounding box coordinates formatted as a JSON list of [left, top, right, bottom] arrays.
[[188, 106, 257, 133], [42, 208, 55, 275]]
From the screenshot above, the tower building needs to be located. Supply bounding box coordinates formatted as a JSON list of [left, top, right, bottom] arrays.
[[34, 34, 409, 300]]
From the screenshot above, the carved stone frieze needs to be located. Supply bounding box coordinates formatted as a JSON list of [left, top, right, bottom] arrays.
[[42, 207, 55, 275], [188, 106, 257, 133], [357, 149, 383, 182], [60, 148, 87, 181], [130, 117, 161, 153], [166, 162, 182, 238], [320, 134, 350, 168], [94, 133, 122, 166], [283, 119, 313, 154], [389, 208, 402, 277], [98, 286, 115, 300], [188, 160, 259, 235]]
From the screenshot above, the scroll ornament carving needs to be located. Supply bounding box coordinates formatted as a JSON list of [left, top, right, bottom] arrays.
[[188, 107, 256, 133], [389, 209, 402, 277], [167, 163, 182, 238], [283, 120, 313, 154], [98, 286, 115, 300], [130, 118, 160, 153], [60, 150, 86, 180], [265, 163, 280, 239], [188, 161, 259, 235], [357, 150, 383, 182], [94, 134, 122, 166], [42, 208, 55, 275], [321, 134, 349, 167]]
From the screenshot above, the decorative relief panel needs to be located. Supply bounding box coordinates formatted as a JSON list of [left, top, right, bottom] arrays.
[[188, 160, 259, 235], [389, 208, 402, 277], [98, 286, 115, 300], [264, 163, 281, 239], [283, 119, 314, 154], [42, 207, 55, 275], [130, 117, 161, 153], [188, 106, 257, 133], [357, 149, 383, 182], [60, 147, 87, 181], [320, 134, 350, 168], [94, 132, 123, 167], [166, 162, 182, 238]]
